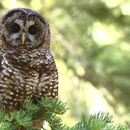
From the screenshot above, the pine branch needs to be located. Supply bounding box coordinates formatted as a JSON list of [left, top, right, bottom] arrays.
[[0, 98, 128, 130], [70, 112, 127, 130]]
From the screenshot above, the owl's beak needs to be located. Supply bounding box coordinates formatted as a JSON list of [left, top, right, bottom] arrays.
[[22, 32, 26, 45]]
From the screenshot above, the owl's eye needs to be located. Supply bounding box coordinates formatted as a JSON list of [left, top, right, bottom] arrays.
[[10, 23, 20, 33], [28, 25, 37, 35]]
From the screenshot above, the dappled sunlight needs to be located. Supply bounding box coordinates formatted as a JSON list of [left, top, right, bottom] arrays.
[[92, 22, 122, 45], [121, 3, 130, 15], [101, 0, 124, 8], [0, 0, 129, 128]]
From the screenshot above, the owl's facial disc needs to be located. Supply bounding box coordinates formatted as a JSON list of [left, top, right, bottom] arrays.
[[3, 11, 47, 50]]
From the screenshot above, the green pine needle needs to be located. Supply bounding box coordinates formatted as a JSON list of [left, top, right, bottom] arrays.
[[23, 99, 39, 115], [40, 97, 70, 115], [70, 112, 127, 130], [0, 98, 128, 130]]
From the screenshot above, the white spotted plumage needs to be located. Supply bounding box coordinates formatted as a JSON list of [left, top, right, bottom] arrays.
[[0, 8, 59, 112]]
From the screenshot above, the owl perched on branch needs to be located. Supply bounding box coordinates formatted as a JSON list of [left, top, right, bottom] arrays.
[[0, 8, 58, 113]]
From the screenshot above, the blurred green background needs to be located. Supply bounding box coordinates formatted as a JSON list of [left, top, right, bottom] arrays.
[[0, 0, 130, 127]]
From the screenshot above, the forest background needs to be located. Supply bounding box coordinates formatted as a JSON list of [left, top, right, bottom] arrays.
[[0, 0, 129, 127]]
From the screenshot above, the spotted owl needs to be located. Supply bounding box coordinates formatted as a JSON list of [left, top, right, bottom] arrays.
[[0, 8, 58, 113]]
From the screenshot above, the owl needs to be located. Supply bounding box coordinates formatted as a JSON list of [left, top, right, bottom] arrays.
[[0, 8, 58, 113]]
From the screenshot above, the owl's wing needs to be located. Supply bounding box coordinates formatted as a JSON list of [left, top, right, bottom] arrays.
[[0, 53, 3, 109], [0, 53, 3, 71], [37, 71, 58, 99], [0, 20, 3, 70], [37, 55, 59, 99]]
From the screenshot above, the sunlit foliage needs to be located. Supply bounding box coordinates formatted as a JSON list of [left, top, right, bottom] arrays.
[[0, 0, 129, 127]]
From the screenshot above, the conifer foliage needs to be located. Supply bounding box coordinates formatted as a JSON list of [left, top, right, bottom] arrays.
[[0, 98, 127, 130]]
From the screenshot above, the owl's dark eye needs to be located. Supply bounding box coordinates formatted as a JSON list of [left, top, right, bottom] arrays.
[[28, 25, 37, 35], [11, 23, 20, 33]]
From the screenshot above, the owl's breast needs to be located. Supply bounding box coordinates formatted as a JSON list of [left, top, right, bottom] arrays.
[[0, 56, 40, 110], [11, 69, 40, 98], [23, 70, 40, 96]]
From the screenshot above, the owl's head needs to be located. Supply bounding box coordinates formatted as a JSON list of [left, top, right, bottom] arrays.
[[1, 8, 50, 50]]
